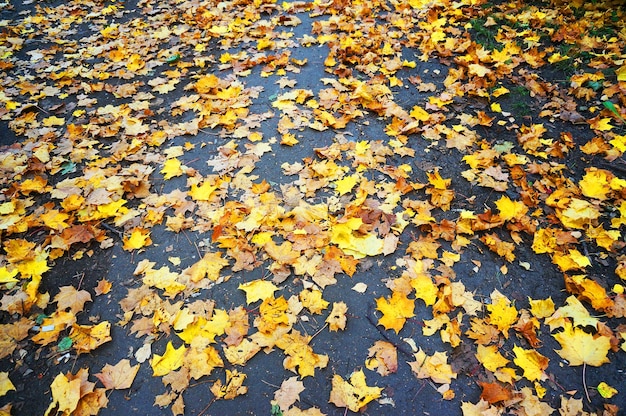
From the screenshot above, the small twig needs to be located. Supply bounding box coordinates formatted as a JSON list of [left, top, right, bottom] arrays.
[[310, 323, 328, 340], [100, 222, 124, 239], [198, 398, 217, 416], [76, 272, 85, 291], [583, 363, 591, 403], [182, 229, 202, 259], [260, 379, 280, 389]]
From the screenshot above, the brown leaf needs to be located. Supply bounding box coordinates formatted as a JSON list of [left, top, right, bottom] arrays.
[[54, 286, 92, 314], [95, 359, 139, 390], [479, 381, 513, 404]]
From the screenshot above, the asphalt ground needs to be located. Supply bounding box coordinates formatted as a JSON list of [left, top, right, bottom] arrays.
[[0, 0, 625, 415]]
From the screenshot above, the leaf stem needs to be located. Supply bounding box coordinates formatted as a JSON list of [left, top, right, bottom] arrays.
[[583, 363, 591, 403]]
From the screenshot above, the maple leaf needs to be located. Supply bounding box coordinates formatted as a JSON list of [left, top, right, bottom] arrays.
[[184, 346, 224, 380], [238, 280, 279, 304], [44, 372, 82, 416], [223, 339, 261, 366], [122, 228, 152, 251], [375, 290, 415, 333], [151, 341, 187, 377], [184, 251, 230, 283], [161, 158, 184, 180], [95, 359, 139, 390], [210, 369, 247, 400], [528, 297, 555, 319], [276, 330, 329, 378], [329, 370, 382, 412], [495, 195, 528, 221], [272, 376, 305, 412], [69, 321, 112, 353], [325, 301, 348, 331], [486, 291, 518, 337], [513, 345, 549, 382], [479, 381, 512, 404], [553, 322, 611, 367], [409, 348, 457, 384], [54, 286, 92, 314], [0, 372, 15, 397], [460, 399, 503, 416], [475, 344, 510, 372], [299, 289, 329, 314], [31, 311, 76, 346], [365, 341, 398, 376], [330, 218, 384, 259]]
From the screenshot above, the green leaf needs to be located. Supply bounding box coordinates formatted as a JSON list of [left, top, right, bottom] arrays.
[[270, 403, 283, 416], [58, 336, 73, 352], [603, 101, 625, 123], [166, 54, 181, 64]]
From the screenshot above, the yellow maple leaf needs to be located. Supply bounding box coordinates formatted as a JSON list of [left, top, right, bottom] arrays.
[[39, 209, 70, 231], [330, 218, 383, 259], [210, 369, 247, 400], [329, 370, 382, 412], [69, 321, 112, 353], [486, 291, 518, 337], [161, 158, 183, 180], [299, 289, 329, 314], [44, 373, 81, 416], [365, 340, 398, 376], [579, 168, 612, 200], [326, 301, 348, 331], [151, 341, 187, 376], [469, 63, 492, 77], [554, 323, 611, 367], [409, 348, 457, 384], [256, 296, 291, 334], [177, 309, 229, 346], [223, 339, 261, 366], [184, 346, 224, 380], [0, 266, 18, 284], [528, 297, 555, 319], [335, 174, 359, 195], [590, 117, 613, 131], [427, 169, 450, 190], [32, 311, 76, 346], [95, 359, 140, 390], [495, 195, 528, 221], [475, 344, 510, 372], [409, 105, 430, 122], [184, 251, 230, 282], [188, 180, 218, 201], [122, 228, 152, 251], [239, 280, 279, 304], [142, 266, 185, 298], [0, 372, 15, 397], [376, 290, 415, 333], [276, 330, 328, 377], [410, 273, 438, 306], [513, 345, 549, 382]]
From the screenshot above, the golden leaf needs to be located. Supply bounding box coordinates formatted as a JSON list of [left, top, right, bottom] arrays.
[[554, 323, 611, 367], [329, 370, 382, 412], [409, 348, 457, 384], [512, 346, 549, 382], [375, 290, 415, 333], [210, 369, 247, 400], [69, 321, 112, 353], [238, 280, 279, 304], [151, 342, 187, 377], [326, 301, 348, 331]]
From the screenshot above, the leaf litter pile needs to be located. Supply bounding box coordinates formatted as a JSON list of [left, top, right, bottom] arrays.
[[1, 0, 626, 414]]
